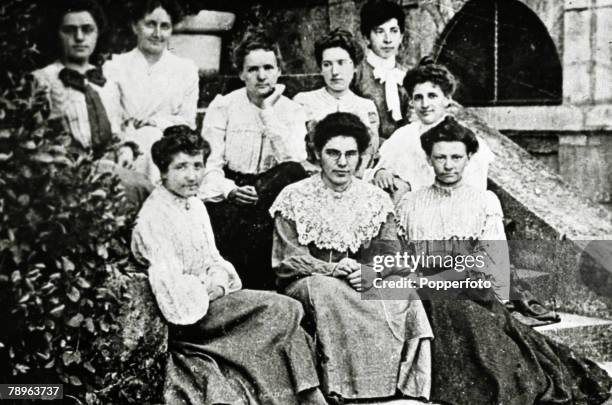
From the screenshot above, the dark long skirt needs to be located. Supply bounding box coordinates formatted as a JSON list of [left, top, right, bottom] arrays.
[[420, 288, 612, 405], [206, 162, 308, 290], [166, 290, 320, 405]]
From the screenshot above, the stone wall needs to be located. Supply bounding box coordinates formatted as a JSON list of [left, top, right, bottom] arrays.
[[194, 0, 611, 205]]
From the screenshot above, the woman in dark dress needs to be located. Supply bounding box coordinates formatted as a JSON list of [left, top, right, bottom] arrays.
[[396, 116, 612, 404]]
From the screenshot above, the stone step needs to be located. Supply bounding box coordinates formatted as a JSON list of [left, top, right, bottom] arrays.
[[599, 362, 612, 378], [513, 259, 612, 320], [535, 312, 612, 362]]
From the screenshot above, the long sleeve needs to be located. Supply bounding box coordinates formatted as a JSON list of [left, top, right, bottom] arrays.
[[272, 215, 336, 283], [361, 213, 410, 278], [132, 218, 210, 326], [200, 94, 237, 202], [259, 105, 308, 163], [363, 131, 407, 183]]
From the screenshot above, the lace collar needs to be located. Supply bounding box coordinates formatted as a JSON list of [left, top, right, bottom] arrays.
[[270, 175, 394, 253]]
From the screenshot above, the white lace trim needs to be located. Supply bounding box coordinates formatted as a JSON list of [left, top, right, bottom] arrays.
[[270, 175, 394, 253]]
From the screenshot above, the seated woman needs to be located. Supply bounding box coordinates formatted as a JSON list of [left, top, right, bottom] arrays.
[[396, 116, 612, 405], [131, 125, 327, 405], [366, 58, 493, 200], [293, 29, 380, 168], [34, 0, 152, 208], [270, 112, 433, 403], [104, 0, 199, 184], [201, 32, 309, 290]]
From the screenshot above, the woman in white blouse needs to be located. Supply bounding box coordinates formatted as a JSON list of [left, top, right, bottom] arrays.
[[366, 58, 494, 201], [201, 32, 309, 290], [104, 0, 199, 183], [131, 125, 327, 405], [293, 29, 380, 167]]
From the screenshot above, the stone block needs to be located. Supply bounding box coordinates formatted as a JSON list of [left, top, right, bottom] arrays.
[[594, 65, 612, 102], [564, 63, 592, 104], [559, 134, 612, 203], [467, 106, 583, 131], [585, 104, 612, 128], [174, 10, 235, 33], [170, 35, 223, 74], [594, 6, 612, 63], [565, 0, 591, 10], [563, 9, 592, 64]]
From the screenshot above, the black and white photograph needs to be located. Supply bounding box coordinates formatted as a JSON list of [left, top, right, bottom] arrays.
[[1, 0, 611, 404]]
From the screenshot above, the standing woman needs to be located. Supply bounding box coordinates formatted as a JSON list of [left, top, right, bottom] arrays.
[[104, 0, 199, 183], [352, 0, 410, 143]]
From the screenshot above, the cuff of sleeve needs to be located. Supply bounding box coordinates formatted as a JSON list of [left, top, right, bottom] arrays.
[[222, 180, 237, 199]]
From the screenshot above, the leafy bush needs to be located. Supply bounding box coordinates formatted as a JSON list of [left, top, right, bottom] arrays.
[[0, 1, 163, 403]]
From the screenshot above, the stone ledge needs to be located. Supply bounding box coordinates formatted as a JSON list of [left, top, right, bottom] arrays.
[[174, 10, 235, 34], [466, 105, 612, 132]]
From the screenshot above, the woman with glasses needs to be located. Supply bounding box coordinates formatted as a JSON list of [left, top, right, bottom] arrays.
[[270, 112, 433, 404]]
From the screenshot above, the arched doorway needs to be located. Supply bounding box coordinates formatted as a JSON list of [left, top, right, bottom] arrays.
[[435, 0, 562, 106]]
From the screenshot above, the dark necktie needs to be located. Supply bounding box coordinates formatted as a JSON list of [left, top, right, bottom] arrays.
[[58, 67, 112, 157]]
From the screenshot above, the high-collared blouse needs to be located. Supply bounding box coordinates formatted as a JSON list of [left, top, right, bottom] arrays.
[[103, 48, 199, 130], [293, 87, 380, 152], [200, 88, 308, 202], [396, 181, 510, 299], [33, 61, 121, 149], [131, 186, 241, 325], [365, 118, 494, 191]]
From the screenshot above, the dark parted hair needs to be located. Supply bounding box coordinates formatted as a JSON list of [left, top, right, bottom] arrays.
[[128, 0, 184, 24], [420, 116, 479, 156], [313, 112, 371, 154], [44, 0, 107, 57], [233, 30, 282, 72], [314, 29, 364, 67], [360, 0, 405, 36], [403, 56, 458, 97], [151, 125, 211, 173]]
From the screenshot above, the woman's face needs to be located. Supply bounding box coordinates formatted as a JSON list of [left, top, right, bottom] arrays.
[[132, 6, 172, 57], [321, 47, 355, 96], [239, 49, 281, 102], [367, 18, 402, 60], [427, 141, 471, 186], [162, 151, 205, 198], [411, 81, 450, 125], [59, 11, 98, 64], [316, 136, 360, 189]]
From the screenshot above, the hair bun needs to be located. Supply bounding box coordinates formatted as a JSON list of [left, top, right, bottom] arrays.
[[162, 124, 193, 138], [418, 56, 436, 67]]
